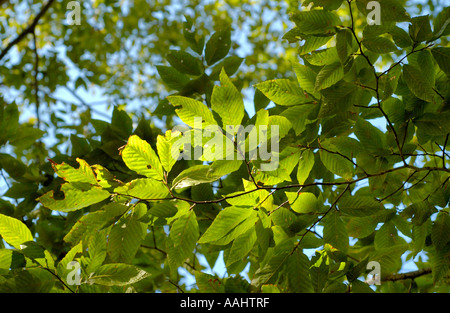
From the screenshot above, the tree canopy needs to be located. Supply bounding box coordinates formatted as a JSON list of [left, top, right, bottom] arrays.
[[0, 0, 449, 293]]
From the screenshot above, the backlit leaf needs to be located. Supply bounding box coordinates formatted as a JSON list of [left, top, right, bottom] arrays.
[[121, 135, 164, 180], [0, 214, 33, 249], [87, 264, 150, 286]]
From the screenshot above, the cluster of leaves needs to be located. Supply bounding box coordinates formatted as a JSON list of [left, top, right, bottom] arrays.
[[0, 0, 449, 293]]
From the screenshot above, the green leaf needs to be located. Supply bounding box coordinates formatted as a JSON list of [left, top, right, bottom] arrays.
[[51, 158, 97, 184], [226, 227, 257, 266], [374, 221, 399, 250], [431, 248, 450, 283], [114, 178, 169, 200], [417, 50, 435, 86], [56, 242, 83, 279], [166, 50, 203, 76], [156, 130, 182, 174], [148, 201, 177, 218], [37, 184, 110, 212], [297, 35, 333, 55], [389, 26, 413, 48], [254, 79, 311, 106], [0, 153, 27, 179], [356, 0, 410, 23], [0, 213, 33, 249], [402, 201, 434, 226], [87, 264, 150, 286], [412, 222, 427, 256], [305, 48, 339, 66], [323, 210, 348, 253], [409, 15, 433, 42], [251, 239, 294, 288], [297, 149, 315, 184], [111, 107, 133, 139], [168, 210, 199, 268], [354, 118, 387, 154], [198, 206, 256, 244], [286, 249, 314, 293], [309, 253, 329, 292], [194, 271, 225, 292], [379, 66, 402, 101], [338, 195, 382, 216], [281, 104, 316, 136], [107, 209, 147, 264], [212, 211, 258, 245], [252, 145, 300, 184], [211, 68, 245, 127], [0, 249, 13, 274], [0, 102, 19, 146], [344, 216, 378, 238], [3, 182, 38, 199], [431, 47, 450, 77], [169, 96, 217, 128], [336, 28, 356, 63], [64, 203, 129, 244], [183, 17, 205, 55], [351, 280, 375, 293], [209, 56, 244, 80], [286, 191, 319, 214], [303, 0, 343, 10], [205, 28, 231, 66], [413, 112, 450, 136], [432, 7, 450, 39], [363, 24, 391, 38], [86, 231, 107, 274], [268, 115, 293, 139], [172, 165, 222, 190], [208, 160, 242, 178], [8, 126, 45, 149], [319, 149, 354, 180], [291, 10, 341, 35], [121, 135, 164, 180], [18, 241, 45, 260], [362, 36, 398, 54], [291, 62, 319, 97], [70, 134, 91, 156], [156, 65, 190, 91], [431, 212, 450, 252], [315, 62, 344, 91]]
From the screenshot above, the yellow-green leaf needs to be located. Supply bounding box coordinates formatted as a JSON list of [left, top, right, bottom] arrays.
[[0, 214, 33, 249]]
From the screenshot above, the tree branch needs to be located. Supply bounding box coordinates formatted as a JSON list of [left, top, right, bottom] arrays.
[[32, 30, 40, 129], [383, 268, 432, 282], [291, 184, 351, 255], [0, 0, 56, 62]]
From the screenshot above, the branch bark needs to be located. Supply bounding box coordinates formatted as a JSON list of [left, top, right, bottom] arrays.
[[0, 0, 55, 62], [383, 268, 432, 282], [32, 31, 40, 129]]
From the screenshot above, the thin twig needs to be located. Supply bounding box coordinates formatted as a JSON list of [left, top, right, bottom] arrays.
[[291, 184, 351, 255], [0, 0, 55, 62], [113, 163, 450, 205], [383, 268, 432, 282], [378, 170, 417, 202], [32, 31, 40, 129], [440, 134, 449, 169], [168, 279, 185, 293]]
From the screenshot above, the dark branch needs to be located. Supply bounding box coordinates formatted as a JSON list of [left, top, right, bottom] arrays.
[[0, 0, 56, 62], [32, 31, 40, 129], [292, 184, 351, 255], [383, 268, 432, 282]]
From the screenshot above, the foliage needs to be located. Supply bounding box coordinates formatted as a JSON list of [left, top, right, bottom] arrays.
[[0, 0, 449, 293]]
